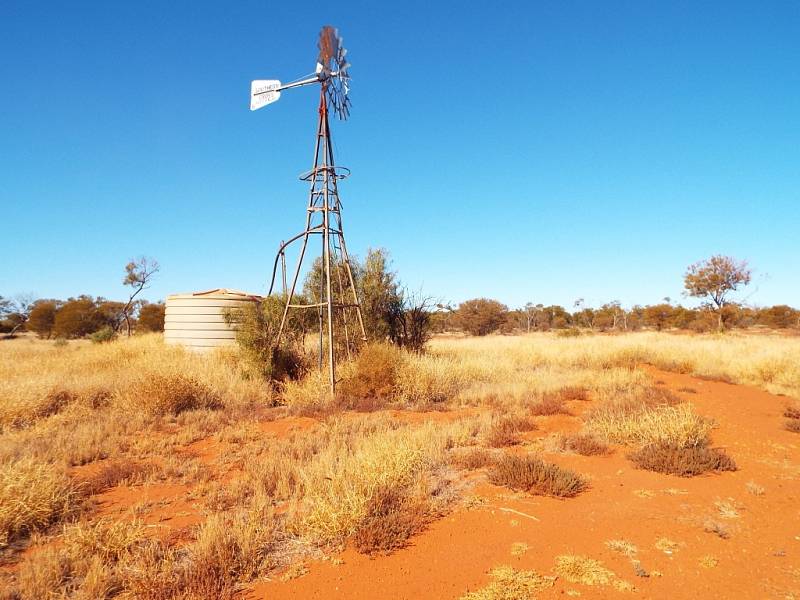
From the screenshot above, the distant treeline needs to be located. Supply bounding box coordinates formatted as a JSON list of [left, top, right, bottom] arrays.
[[0, 295, 165, 339], [435, 299, 799, 336]]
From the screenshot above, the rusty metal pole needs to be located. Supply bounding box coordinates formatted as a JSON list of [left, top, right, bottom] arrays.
[[320, 88, 336, 392]]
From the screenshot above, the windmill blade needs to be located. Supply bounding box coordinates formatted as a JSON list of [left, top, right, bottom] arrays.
[[250, 80, 281, 111], [317, 25, 341, 71]]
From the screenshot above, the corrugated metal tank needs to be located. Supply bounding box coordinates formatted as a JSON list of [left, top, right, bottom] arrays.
[[164, 289, 263, 351]]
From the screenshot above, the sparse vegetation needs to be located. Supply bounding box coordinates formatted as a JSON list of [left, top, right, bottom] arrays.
[[1, 329, 797, 597]]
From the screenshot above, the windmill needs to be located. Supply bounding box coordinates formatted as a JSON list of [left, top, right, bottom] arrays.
[[250, 26, 366, 393]]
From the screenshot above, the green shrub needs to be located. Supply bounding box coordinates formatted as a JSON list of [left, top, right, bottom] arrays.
[[89, 325, 117, 344], [224, 297, 308, 381]]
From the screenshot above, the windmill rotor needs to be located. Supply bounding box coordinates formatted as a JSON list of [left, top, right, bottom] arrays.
[[249, 25, 351, 119], [316, 25, 351, 119]]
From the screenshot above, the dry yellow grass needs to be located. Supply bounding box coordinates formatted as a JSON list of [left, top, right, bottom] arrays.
[[428, 332, 800, 399], [586, 401, 713, 448], [0, 458, 77, 548], [290, 417, 474, 545]]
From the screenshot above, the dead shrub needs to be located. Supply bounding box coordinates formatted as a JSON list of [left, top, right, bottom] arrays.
[[557, 433, 610, 456], [448, 447, 497, 470], [483, 414, 536, 448], [351, 485, 429, 555], [530, 395, 569, 416], [703, 519, 731, 539], [784, 405, 800, 420], [628, 442, 737, 477], [337, 343, 404, 409], [785, 419, 800, 433], [488, 455, 587, 498], [134, 374, 222, 416]]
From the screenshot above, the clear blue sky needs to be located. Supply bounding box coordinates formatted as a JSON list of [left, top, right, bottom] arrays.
[[2, 1, 798, 309]]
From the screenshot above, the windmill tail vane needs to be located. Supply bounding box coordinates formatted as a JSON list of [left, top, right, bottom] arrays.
[[251, 26, 364, 393]]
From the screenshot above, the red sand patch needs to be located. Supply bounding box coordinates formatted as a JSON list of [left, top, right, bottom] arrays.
[[95, 483, 203, 539]]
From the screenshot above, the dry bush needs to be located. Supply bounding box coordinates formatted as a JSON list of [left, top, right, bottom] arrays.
[[488, 455, 587, 498], [627, 442, 736, 477], [448, 447, 497, 470], [559, 386, 589, 402], [0, 459, 78, 548], [337, 343, 405, 410], [703, 519, 731, 539], [483, 414, 536, 448], [460, 565, 554, 600], [530, 394, 570, 416], [785, 419, 800, 433], [132, 373, 222, 416], [552, 432, 610, 456], [351, 485, 430, 555], [784, 405, 800, 419]]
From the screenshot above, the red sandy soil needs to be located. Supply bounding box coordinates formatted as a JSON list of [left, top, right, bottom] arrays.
[[248, 369, 800, 599]]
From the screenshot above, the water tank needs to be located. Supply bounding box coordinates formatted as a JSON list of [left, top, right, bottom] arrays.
[[164, 289, 263, 351]]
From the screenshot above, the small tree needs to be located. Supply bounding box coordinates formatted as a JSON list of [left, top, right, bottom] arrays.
[[396, 290, 434, 352], [121, 257, 160, 336], [138, 302, 166, 332], [454, 298, 508, 336], [53, 296, 102, 339], [684, 255, 752, 331], [27, 300, 59, 338]]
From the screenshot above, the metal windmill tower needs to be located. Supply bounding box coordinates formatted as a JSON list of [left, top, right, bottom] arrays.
[[250, 26, 366, 393]]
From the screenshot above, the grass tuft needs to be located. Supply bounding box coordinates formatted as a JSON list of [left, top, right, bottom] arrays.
[[460, 565, 554, 600], [554, 554, 617, 586], [0, 459, 78, 548], [488, 455, 587, 498], [133, 373, 222, 416]]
